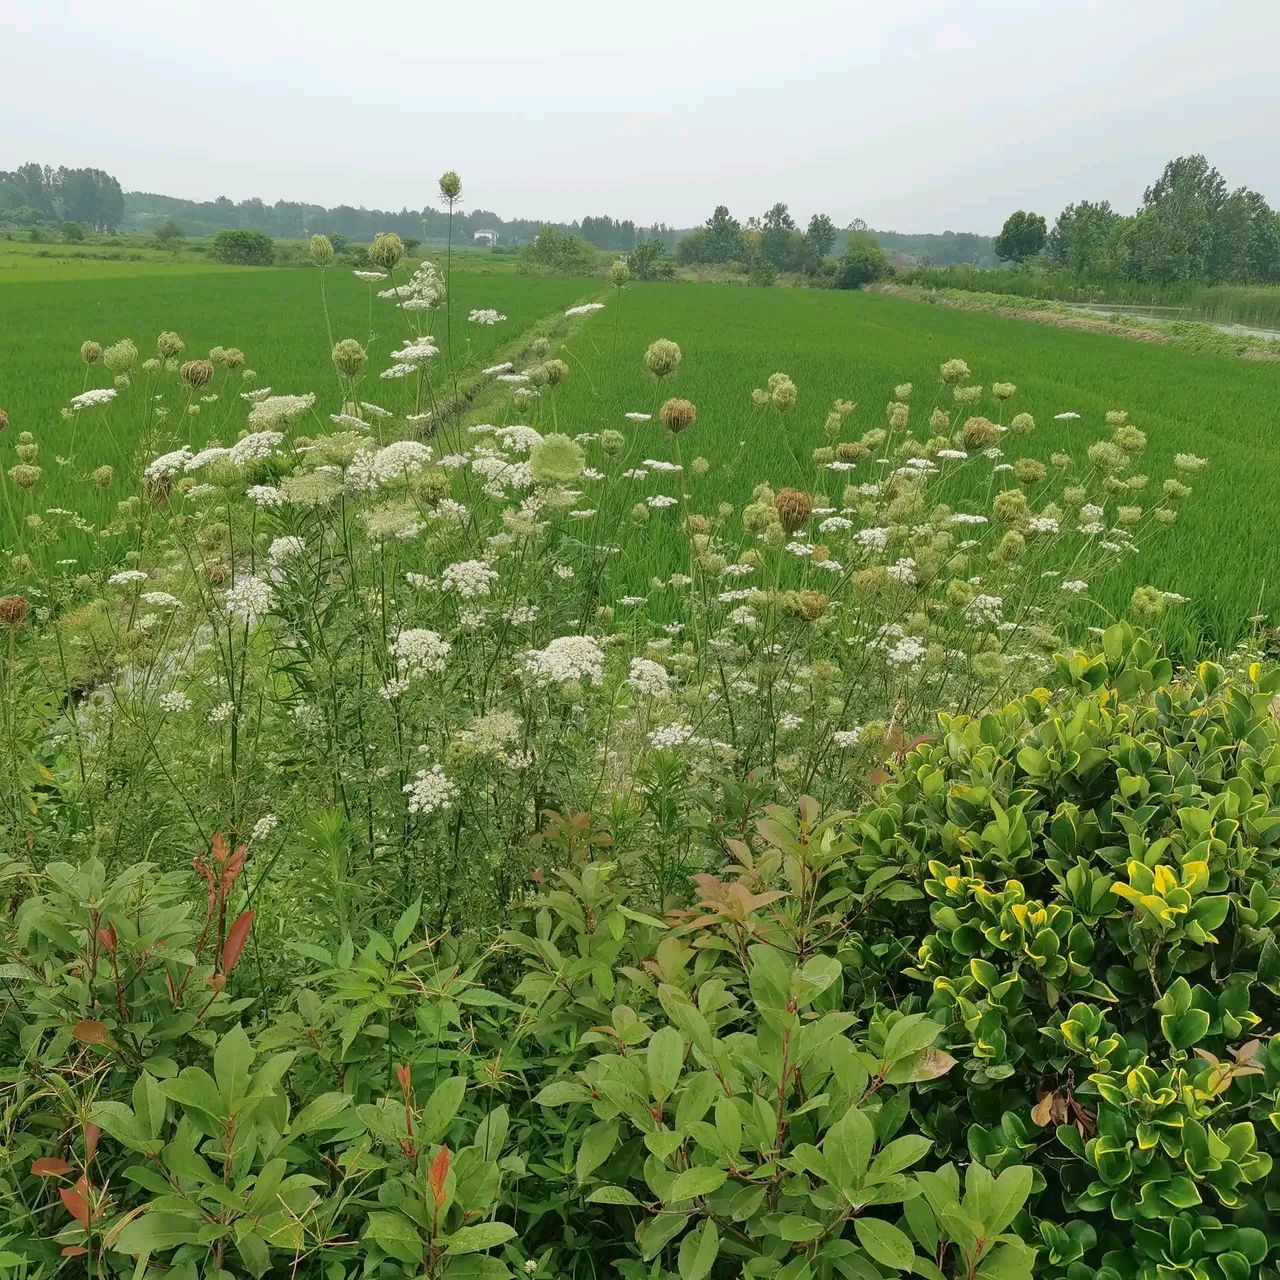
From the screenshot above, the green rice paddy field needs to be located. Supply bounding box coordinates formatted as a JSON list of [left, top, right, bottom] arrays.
[[1, 255, 1276, 653]]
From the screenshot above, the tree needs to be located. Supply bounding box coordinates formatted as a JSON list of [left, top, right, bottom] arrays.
[[805, 213, 837, 262], [760, 203, 805, 271], [402, 237, 422, 255], [211, 228, 275, 266], [676, 228, 712, 265], [703, 205, 745, 263], [56, 167, 125, 231], [994, 210, 1047, 263], [154, 217, 185, 251], [60, 220, 88, 242], [835, 231, 889, 288], [1144, 155, 1227, 216], [1047, 201, 1125, 279], [627, 238, 674, 281]]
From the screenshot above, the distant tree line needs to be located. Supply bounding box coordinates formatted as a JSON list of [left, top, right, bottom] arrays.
[[996, 155, 1280, 286], [0, 162, 125, 231]]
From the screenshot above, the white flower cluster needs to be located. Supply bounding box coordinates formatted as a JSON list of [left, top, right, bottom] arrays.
[[69, 388, 117, 411], [522, 635, 605, 685], [648, 722, 696, 749], [390, 628, 451, 674], [442, 559, 499, 598], [347, 440, 434, 492], [565, 302, 605, 317], [250, 813, 280, 842], [159, 690, 192, 713], [403, 763, 457, 815], [627, 657, 671, 698], [468, 309, 507, 324], [225, 574, 275, 621], [146, 446, 193, 480], [229, 430, 284, 467], [269, 536, 306, 564], [108, 569, 148, 585], [384, 260, 446, 311], [966, 594, 1004, 624], [247, 393, 315, 427]]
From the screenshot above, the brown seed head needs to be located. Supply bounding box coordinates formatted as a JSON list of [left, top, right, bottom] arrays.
[[775, 487, 813, 532], [659, 398, 696, 434], [0, 595, 29, 627], [181, 359, 215, 388]]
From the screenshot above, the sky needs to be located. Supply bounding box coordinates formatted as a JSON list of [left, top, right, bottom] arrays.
[[4, 0, 1279, 235]]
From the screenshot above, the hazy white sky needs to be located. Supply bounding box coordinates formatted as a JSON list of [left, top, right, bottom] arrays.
[[4, 0, 1278, 234]]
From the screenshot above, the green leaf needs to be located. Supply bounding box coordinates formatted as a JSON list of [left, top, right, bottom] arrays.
[[586, 1185, 642, 1206], [364, 1210, 425, 1267], [776, 1215, 824, 1242], [648, 1026, 684, 1101], [1161, 1007, 1210, 1050], [88, 1101, 151, 1153], [534, 1081, 592, 1107], [443, 1259, 511, 1280], [678, 1218, 720, 1280], [213, 1024, 255, 1107], [576, 1119, 618, 1184], [114, 1211, 199, 1255], [392, 898, 421, 947], [667, 1165, 727, 1202], [854, 1217, 915, 1271], [825, 1105, 875, 1197], [882, 1014, 940, 1063], [981, 1166, 1032, 1237], [287, 1091, 351, 1138], [444, 1222, 517, 1255], [421, 1076, 467, 1144], [748, 944, 792, 1014]]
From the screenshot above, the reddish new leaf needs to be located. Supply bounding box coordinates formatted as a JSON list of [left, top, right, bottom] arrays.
[[72, 1020, 110, 1046], [96, 923, 117, 954], [61, 1246, 89, 1259], [60, 1185, 90, 1227], [395, 1063, 412, 1100], [31, 1157, 74, 1177], [84, 1122, 102, 1163], [221, 910, 255, 975], [428, 1146, 451, 1206]]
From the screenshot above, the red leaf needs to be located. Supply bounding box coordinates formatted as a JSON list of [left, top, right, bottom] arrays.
[[428, 1146, 451, 1206], [84, 1123, 102, 1162], [61, 1246, 89, 1259], [31, 1157, 74, 1177], [60, 1185, 90, 1227], [221, 910, 254, 975], [96, 924, 117, 954], [71, 1020, 110, 1046], [395, 1063, 412, 1100]]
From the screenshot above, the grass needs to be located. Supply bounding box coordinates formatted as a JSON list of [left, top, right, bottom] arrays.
[[0, 258, 600, 557], [3, 256, 1276, 654], [549, 282, 1279, 653], [901, 264, 1280, 330]]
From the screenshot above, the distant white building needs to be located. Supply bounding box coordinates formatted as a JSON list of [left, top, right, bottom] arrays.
[[473, 229, 499, 246]]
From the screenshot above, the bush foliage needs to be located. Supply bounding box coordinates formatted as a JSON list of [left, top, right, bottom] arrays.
[[5, 626, 1280, 1278]]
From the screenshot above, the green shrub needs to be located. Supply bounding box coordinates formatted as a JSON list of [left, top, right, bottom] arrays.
[[211, 228, 275, 265], [856, 623, 1280, 1277]]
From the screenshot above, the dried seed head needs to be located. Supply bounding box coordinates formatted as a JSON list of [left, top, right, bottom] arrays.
[[774, 487, 813, 532], [181, 359, 215, 388], [0, 595, 29, 627], [439, 170, 462, 202], [610, 260, 630, 288], [156, 331, 185, 358], [961, 416, 999, 450], [9, 464, 40, 490], [92, 465, 115, 488], [80, 340, 102, 365], [659, 398, 696, 434]]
